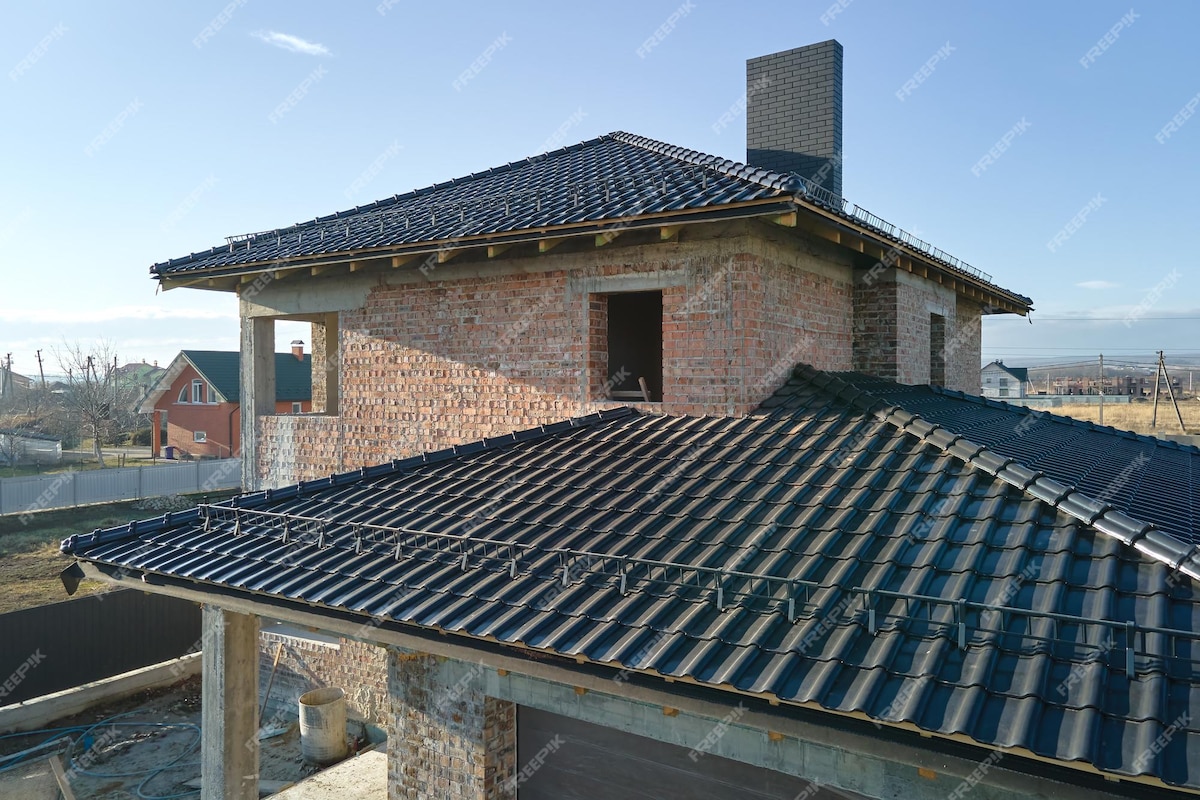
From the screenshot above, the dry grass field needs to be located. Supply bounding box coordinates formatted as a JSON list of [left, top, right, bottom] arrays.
[[1043, 397, 1200, 436]]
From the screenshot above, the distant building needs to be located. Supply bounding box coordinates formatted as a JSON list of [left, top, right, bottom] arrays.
[[0, 428, 61, 465], [0, 365, 32, 406], [981, 360, 1028, 398], [117, 361, 167, 411], [139, 346, 312, 459]]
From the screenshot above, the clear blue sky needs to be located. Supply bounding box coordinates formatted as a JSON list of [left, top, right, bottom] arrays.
[[2, 1, 1197, 377]]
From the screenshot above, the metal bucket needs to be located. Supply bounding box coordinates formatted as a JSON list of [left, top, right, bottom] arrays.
[[298, 687, 348, 765]]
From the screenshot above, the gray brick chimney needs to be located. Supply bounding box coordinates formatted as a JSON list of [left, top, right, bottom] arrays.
[[746, 40, 843, 197]]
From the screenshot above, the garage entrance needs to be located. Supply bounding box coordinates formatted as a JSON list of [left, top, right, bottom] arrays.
[[516, 707, 864, 799]]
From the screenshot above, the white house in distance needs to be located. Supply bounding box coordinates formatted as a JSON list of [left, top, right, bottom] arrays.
[[980, 360, 1028, 398]]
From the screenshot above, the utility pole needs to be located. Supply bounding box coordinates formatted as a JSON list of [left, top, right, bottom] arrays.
[[35, 349, 45, 388], [1098, 354, 1104, 426], [1161, 352, 1187, 433], [1152, 352, 1161, 429]]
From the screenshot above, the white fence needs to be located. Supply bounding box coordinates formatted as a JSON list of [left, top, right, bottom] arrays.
[[0, 458, 241, 516]]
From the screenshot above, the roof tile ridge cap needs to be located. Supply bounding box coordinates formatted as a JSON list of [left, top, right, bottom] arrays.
[[609, 131, 800, 192]]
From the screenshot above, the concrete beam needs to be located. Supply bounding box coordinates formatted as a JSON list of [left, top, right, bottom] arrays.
[[76, 565, 1152, 800], [0, 653, 201, 735], [200, 605, 259, 800], [239, 316, 275, 492]]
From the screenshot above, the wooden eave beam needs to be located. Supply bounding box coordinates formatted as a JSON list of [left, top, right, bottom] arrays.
[[539, 237, 567, 254], [487, 244, 512, 259], [391, 254, 420, 269], [660, 225, 682, 242]]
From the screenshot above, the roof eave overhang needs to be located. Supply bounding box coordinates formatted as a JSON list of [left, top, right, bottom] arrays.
[[152, 198, 1031, 314], [152, 198, 796, 293], [68, 559, 1192, 797]]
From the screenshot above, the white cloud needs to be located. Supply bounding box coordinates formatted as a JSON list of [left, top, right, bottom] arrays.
[[1076, 280, 1119, 290], [0, 305, 236, 325], [253, 31, 331, 56]]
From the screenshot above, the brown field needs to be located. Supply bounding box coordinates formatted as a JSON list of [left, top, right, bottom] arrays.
[[1042, 397, 1200, 436], [0, 491, 236, 614]]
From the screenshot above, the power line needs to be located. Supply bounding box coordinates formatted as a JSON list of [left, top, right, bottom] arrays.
[[988, 316, 1200, 322]]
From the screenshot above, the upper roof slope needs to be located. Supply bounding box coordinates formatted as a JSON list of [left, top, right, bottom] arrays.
[[149, 132, 1030, 309], [64, 366, 1200, 791]]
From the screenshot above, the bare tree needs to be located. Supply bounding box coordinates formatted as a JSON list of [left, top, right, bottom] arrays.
[[56, 341, 140, 467]]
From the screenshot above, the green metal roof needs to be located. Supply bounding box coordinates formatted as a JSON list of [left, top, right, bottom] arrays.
[[182, 350, 311, 403]]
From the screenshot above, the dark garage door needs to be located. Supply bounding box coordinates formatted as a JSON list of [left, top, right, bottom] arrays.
[[517, 707, 860, 799]]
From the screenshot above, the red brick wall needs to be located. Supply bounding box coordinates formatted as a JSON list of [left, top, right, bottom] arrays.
[[853, 269, 980, 393], [257, 231, 857, 485]]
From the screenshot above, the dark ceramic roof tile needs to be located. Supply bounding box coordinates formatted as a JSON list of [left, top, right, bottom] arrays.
[[64, 368, 1200, 789]]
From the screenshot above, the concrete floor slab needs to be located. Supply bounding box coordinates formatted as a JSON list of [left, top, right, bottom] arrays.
[[266, 750, 386, 800]]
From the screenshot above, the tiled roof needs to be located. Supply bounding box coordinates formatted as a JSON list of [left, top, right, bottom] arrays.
[[148, 132, 1030, 308], [983, 361, 1029, 382], [182, 350, 312, 403], [823, 370, 1199, 547], [62, 368, 1199, 790]]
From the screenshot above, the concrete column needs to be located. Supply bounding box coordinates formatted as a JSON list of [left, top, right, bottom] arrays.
[[311, 312, 339, 416], [200, 605, 260, 800], [239, 315, 275, 492]]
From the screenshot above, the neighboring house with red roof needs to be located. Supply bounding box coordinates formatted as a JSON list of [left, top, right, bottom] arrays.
[[61, 40, 1200, 800], [139, 346, 312, 459]]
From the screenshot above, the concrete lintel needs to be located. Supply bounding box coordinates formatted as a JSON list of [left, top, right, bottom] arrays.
[[568, 269, 688, 297], [200, 605, 259, 800]]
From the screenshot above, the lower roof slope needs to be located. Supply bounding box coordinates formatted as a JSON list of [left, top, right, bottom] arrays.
[[64, 367, 1200, 792]]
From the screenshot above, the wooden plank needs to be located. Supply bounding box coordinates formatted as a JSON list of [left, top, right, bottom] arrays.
[[660, 225, 682, 241], [769, 211, 797, 227], [539, 238, 566, 254], [595, 231, 622, 247], [487, 244, 512, 259], [391, 254, 419, 269]]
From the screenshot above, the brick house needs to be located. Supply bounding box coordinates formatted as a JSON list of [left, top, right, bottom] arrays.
[[62, 41, 1200, 800], [140, 347, 312, 459]]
